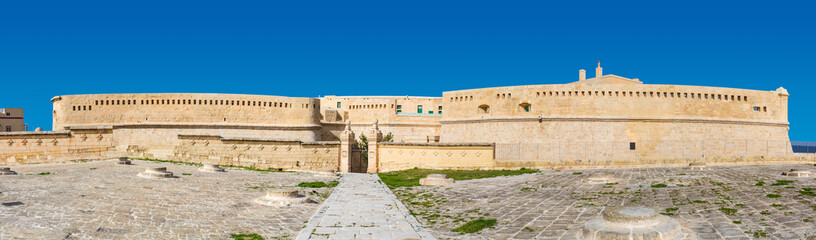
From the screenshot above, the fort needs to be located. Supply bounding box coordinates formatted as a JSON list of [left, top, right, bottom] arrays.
[[0, 63, 808, 172]]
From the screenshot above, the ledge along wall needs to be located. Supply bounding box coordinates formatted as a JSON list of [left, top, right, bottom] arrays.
[[376, 142, 495, 172], [440, 83, 794, 166], [0, 129, 116, 165], [172, 135, 340, 171]]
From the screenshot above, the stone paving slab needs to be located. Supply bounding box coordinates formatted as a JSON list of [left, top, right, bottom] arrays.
[[0, 160, 338, 239], [394, 164, 816, 239], [297, 173, 435, 240]]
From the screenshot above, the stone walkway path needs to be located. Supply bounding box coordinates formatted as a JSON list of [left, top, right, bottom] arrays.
[[297, 173, 435, 240]]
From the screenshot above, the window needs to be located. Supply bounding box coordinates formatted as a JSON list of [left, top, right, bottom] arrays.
[[630, 142, 636, 150], [5, 126, 10, 132], [337, 102, 341, 108], [396, 105, 402, 110], [438, 106, 442, 110], [417, 105, 423, 113], [478, 105, 490, 114], [753, 107, 760, 111], [429, 111, 434, 114], [519, 102, 531, 112]]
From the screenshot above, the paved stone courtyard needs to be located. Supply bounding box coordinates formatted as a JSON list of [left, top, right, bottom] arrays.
[[298, 173, 434, 240], [0, 160, 339, 239], [394, 164, 816, 239]]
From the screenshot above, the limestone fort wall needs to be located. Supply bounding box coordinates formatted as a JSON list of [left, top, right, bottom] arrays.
[[440, 82, 792, 162], [50, 93, 324, 160], [52, 93, 321, 128]]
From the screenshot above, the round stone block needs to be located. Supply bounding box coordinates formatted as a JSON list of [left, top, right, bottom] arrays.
[[0, 167, 18, 175], [783, 169, 811, 177], [579, 206, 682, 240], [117, 157, 131, 165], [315, 169, 337, 177], [137, 167, 174, 179], [687, 162, 708, 170], [586, 174, 617, 184], [254, 189, 314, 206], [419, 174, 454, 186], [198, 164, 225, 173]]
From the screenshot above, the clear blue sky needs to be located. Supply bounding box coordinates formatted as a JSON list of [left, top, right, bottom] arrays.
[[1, 1, 814, 140]]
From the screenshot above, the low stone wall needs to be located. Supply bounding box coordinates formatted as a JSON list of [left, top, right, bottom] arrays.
[[377, 142, 495, 172], [0, 129, 116, 165], [170, 134, 340, 171]]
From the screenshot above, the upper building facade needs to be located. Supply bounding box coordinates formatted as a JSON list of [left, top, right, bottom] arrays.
[[0, 108, 26, 132]]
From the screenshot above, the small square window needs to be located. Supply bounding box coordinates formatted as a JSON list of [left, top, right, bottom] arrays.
[[629, 142, 636, 150], [337, 102, 341, 108]]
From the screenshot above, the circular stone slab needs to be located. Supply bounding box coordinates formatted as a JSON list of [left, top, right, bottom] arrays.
[[687, 162, 708, 170], [0, 167, 17, 175], [579, 206, 682, 240], [137, 167, 174, 179], [785, 169, 811, 177], [254, 189, 314, 206], [587, 174, 617, 184], [198, 164, 225, 173], [117, 157, 131, 165], [420, 174, 454, 186]]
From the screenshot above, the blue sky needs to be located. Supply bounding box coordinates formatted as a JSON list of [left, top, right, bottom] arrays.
[[1, 1, 814, 140]]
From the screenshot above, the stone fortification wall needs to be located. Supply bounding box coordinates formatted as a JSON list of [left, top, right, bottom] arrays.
[[377, 142, 495, 172], [442, 84, 788, 122], [52, 93, 321, 130], [114, 124, 321, 160], [171, 134, 340, 171], [0, 129, 116, 165], [440, 84, 792, 160]]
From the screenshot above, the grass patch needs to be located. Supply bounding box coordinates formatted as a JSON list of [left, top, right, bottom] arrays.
[[297, 181, 339, 188], [182, 173, 192, 176], [451, 218, 497, 233], [572, 172, 583, 175], [746, 229, 768, 238], [719, 207, 738, 216], [799, 188, 816, 197], [378, 168, 538, 188], [755, 180, 765, 186], [37, 172, 51, 175], [89, 168, 97, 170], [771, 180, 794, 186], [766, 194, 782, 198], [230, 233, 264, 240], [651, 183, 668, 188]]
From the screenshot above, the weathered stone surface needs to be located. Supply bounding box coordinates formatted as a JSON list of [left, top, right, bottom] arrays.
[[315, 169, 336, 177], [782, 169, 811, 177], [579, 206, 682, 240], [296, 173, 435, 240], [0, 160, 338, 239], [419, 174, 454, 186], [586, 173, 617, 184], [395, 164, 816, 239]]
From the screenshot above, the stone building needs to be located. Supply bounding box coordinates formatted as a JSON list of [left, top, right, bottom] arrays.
[[0, 63, 800, 171], [0, 108, 26, 132]]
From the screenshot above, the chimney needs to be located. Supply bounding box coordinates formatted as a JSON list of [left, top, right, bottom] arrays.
[[595, 61, 603, 78], [579, 69, 586, 81]]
